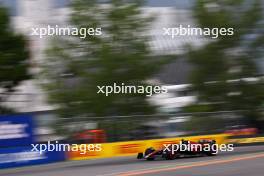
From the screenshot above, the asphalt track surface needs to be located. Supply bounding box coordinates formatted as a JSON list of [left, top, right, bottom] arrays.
[[1, 145, 264, 176]]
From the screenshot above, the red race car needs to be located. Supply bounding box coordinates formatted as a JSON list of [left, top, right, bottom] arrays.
[[137, 139, 217, 160]]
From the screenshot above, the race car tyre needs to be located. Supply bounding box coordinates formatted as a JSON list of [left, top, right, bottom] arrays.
[[205, 144, 217, 156], [137, 153, 143, 159]]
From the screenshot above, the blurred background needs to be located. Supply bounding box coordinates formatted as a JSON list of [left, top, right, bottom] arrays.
[[0, 0, 263, 146]]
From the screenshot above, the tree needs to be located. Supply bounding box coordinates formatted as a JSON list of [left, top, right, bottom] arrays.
[[43, 0, 171, 132], [0, 7, 31, 114], [185, 0, 264, 130]]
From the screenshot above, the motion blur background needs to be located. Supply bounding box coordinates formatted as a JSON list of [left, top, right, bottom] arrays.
[[0, 0, 264, 145]]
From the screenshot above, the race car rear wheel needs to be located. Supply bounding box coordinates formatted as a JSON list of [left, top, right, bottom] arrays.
[[204, 143, 217, 156]]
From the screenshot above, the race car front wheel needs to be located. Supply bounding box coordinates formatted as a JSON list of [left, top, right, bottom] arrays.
[[137, 153, 143, 159]]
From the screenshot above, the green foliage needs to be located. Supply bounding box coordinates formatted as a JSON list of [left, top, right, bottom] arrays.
[[0, 7, 30, 113], [43, 0, 171, 130], [186, 0, 264, 129]]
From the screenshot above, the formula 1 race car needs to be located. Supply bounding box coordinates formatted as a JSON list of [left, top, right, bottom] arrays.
[[137, 139, 217, 160]]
